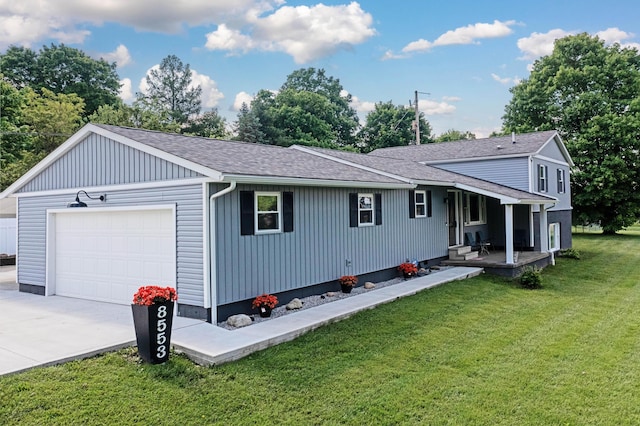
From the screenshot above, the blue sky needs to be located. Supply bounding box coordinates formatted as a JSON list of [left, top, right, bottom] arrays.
[[1, 0, 638, 137]]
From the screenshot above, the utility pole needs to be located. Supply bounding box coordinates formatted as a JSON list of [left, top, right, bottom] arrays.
[[413, 90, 429, 145]]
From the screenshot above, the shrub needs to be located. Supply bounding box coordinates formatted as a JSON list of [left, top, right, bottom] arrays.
[[518, 266, 542, 289], [559, 248, 581, 259]]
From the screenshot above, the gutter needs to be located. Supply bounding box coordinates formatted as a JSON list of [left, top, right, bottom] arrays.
[[205, 181, 237, 323]]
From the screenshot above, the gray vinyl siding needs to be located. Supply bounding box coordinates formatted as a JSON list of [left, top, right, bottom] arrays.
[[213, 184, 448, 305], [17, 184, 205, 306], [538, 139, 567, 163], [531, 158, 572, 211], [17, 133, 202, 193], [434, 157, 530, 192]]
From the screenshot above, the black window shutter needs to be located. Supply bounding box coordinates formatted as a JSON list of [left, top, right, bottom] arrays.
[[240, 191, 255, 236], [283, 191, 294, 233], [409, 190, 416, 219], [375, 193, 382, 225], [427, 190, 432, 217], [349, 193, 358, 227]]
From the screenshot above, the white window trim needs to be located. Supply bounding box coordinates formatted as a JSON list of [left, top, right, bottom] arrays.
[[255, 191, 282, 234], [358, 193, 374, 227], [464, 193, 486, 225], [557, 169, 565, 193], [538, 164, 548, 193], [549, 222, 561, 252], [415, 190, 427, 218]]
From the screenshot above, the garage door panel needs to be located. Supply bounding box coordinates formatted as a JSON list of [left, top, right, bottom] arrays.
[[54, 209, 176, 305]]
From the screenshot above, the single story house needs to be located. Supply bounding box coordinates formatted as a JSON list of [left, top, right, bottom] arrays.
[[0, 124, 571, 322]]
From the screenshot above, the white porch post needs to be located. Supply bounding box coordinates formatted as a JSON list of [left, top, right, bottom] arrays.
[[505, 204, 514, 264], [539, 204, 549, 253]]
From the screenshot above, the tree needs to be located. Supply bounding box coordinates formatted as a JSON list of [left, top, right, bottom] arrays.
[[233, 102, 266, 143], [21, 87, 85, 154], [0, 44, 120, 117], [0, 79, 32, 167], [280, 68, 359, 146], [435, 129, 476, 142], [502, 33, 640, 234], [182, 110, 227, 138], [358, 101, 433, 152], [89, 102, 181, 133], [138, 54, 202, 125]]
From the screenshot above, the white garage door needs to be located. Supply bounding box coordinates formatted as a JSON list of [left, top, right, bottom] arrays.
[[53, 208, 176, 304]]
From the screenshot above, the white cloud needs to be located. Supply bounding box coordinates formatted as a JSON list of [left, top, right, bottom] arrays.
[[418, 99, 456, 115], [491, 73, 521, 86], [138, 65, 224, 108], [100, 44, 132, 68], [349, 94, 376, 115], [206, 2, 376, 63], [442, 96, 462, 102], [119, 78, 134, 102], [0, 0, 277, 48], [380, 49, 407, 61], [596, 27, 640, 50], [232, 91, 254, 111], [402, 20, 516, 54], [517, 29, 574, 61]]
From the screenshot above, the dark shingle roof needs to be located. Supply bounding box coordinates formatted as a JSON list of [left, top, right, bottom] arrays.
[[299, 147, 555, 203], [369, 130, 559, 163], [94, 124, 404, 185]]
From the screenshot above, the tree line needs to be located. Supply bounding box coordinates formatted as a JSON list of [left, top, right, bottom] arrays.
[[2, 34, 640, 233]]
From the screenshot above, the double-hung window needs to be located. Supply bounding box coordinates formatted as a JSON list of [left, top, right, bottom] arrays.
[[557, 169, 566, 193], [358, 193, 374, 226], [409, 190, 432, 218], [538, 164, 548, 192], [464, 193, 486, 225], [415, 190, 427, 217], [255, 192, 281, 233]]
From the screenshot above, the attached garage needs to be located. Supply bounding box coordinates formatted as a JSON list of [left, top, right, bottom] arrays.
[[47, 207, 176, 304]]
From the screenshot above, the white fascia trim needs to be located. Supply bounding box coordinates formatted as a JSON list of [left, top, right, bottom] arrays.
[[534, 154, 571, 167], [535, 133, 575, 167], [291, 145, 414, 184], [420, 152, 530, 165], [12, 177, 213, 199], [454, 183, 519, 204], [0, 124, 223, 198], [88, 125, 223, 179], [222, 174, 414, 189]]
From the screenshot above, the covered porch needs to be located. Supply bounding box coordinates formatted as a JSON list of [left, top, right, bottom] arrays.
[[441, 250, 551, 277]]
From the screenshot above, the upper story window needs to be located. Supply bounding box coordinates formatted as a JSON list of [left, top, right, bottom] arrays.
[[557, 169, 566, 193], [255, 192, 281, 233], [464, 193, 486, 225], [538, 164, 548, 193]]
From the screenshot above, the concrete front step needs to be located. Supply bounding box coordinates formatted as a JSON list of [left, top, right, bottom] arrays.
[[448, 246, 478, 260]]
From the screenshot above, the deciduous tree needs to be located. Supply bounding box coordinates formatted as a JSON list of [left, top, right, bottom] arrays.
[[502, 33, 640, 233], [359, 101, 433, 152]]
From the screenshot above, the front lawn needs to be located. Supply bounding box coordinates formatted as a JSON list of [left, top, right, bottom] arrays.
[[2, 233, 640, 425]]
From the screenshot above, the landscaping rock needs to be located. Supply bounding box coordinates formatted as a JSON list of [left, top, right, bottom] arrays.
[[418, 268, 430, 276], [227, 314, 252, 328], [286, 298, 304, 310], [364, 282, 376, 289], [326, 292, 336, 297]]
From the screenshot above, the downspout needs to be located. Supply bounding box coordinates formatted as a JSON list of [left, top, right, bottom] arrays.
[[207, 181, 237, 324]]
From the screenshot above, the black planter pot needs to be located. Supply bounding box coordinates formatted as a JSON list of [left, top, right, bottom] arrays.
[[259, 306, 272, 317], [340, 284, 353, 293], [403, 272, 414, 279], [131, 301, 174, 364]]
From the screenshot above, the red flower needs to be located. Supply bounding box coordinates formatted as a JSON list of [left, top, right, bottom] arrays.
[[338, 275, 358, 287], [132, 285, 178, 306], [252, 294, 278, 309], [398, 262, 418, 275]]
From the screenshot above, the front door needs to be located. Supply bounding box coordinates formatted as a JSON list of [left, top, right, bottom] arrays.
[[447, 191, 462, 247]]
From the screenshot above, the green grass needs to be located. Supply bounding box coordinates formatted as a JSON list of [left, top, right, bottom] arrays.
[[2, 233, 640, 425]]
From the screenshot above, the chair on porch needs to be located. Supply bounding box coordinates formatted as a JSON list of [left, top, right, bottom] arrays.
[[464, 232, 479, 250], [476, 231, 491, 255]]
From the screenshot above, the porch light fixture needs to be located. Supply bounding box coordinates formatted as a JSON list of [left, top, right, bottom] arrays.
[[68, 190, 106, 208]]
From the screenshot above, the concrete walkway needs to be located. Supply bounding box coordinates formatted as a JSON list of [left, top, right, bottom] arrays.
[[0, 265, 482, 376]]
